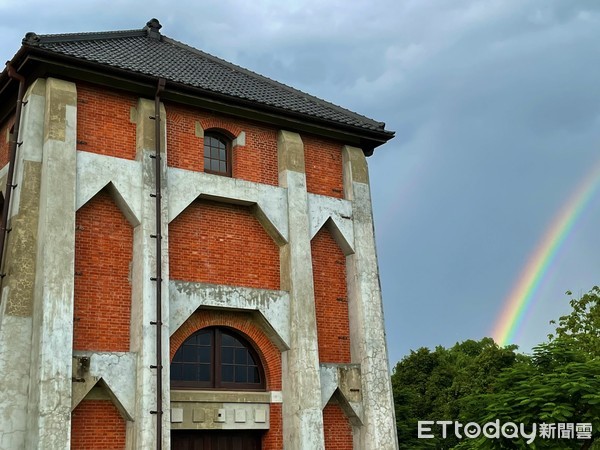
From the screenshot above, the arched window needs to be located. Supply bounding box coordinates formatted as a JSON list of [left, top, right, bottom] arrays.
[[170, 327, 265, 390], [203, 132, 231, 176]]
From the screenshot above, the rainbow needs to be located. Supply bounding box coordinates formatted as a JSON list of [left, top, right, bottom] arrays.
[[492, 160, 600, 347]]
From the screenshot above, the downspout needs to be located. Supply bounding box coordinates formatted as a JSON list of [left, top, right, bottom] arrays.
[[151, 78, 166, 449], [0, 64, 26, 279]]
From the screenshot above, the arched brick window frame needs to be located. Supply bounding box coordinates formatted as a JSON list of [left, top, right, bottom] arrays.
[[171, 326, 266, 390], [170, 310, 282, 391]]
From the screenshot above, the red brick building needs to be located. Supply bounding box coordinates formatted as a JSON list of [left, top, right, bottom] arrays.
[[0, 19, 398, 450]]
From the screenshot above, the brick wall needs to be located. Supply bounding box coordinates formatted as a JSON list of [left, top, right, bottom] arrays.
[[77, 83, 137, 160], [169, 199, 280, 290], [74, 189, 132, 351], [0, 115, 14, 169], [312, 226, 350, 363], [71, 399, 126, 450], [165, 103, 278, 185], [323, 402, 353, 450], [262, 403, 283, 450], [304, 135, 344, 199]]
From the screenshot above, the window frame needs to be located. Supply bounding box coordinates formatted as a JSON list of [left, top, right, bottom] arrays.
[[203, 132, 232, 177], [170, 327, 266, 391]]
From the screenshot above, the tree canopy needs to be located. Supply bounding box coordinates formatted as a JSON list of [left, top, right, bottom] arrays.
[[392, 287, 600, 449]]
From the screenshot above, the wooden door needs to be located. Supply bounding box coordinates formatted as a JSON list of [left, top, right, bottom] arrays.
[[171, 430, 261, 450]]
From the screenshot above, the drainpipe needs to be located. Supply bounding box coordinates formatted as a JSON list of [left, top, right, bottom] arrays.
[[150, 77, 166, 450], [0, 64, 26, 279]]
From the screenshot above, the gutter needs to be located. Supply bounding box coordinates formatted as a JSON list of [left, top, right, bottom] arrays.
[[150, 77, 166, 449], [0, 64, 26, 280]]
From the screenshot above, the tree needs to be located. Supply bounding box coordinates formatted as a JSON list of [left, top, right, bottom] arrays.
[[392, 288, 600, 449], [392, 338, 522, 449], [458, 288, 600, 449]]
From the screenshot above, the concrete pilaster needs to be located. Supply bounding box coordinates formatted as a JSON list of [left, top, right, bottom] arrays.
[[277, 130, 325, 450], [26, 78, 77, 449], [130, 98, 170, 449], [0, 78, 45, 450], [342, 145, 398, 450]]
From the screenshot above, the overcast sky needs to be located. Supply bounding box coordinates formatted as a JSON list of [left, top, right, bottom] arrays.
[[2, 0, 599, 365]]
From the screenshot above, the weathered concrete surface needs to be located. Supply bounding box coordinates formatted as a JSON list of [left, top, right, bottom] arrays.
[[130, 97, 170, 449], [169, 281, 290, 349], [278, 130, 325, 450], [76, 151, 142, 226], [26, 77, 77, 450], [319, 363, 363, 426], [308, 193, 354, 255], [167, 167, 288, 245], [0, 78, 46, 450], [71, 351, 137, 421], [343, 145, 398, 450]]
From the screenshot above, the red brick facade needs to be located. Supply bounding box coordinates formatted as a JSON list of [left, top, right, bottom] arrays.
[[312, 226, 351, 363], [71, 86, 354, 447], [169, 199, 280, 290], [304, 135, 344, 199], [76, 83, 137, 160], [74, 189, 133, 352], [323, 403, 353, 450], [165, 103, 279, 186], [71, 400, 127, 450], [0, 115, 14, 169]]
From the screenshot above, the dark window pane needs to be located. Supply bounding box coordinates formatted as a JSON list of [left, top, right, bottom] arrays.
[[248, 354, 256, 366], [235, 348, 247, 364], [197, 332, 211, 346], [198, 364, 210, 382], [204, 157, 210, 168], [171, 364, 183, 381], [204, 145, 210, 157], [222, 333, 236, 346], [182, 345, 197, 362], [183, 364, 197, 381], [198, 347, 211, 363], [211, 160, 220, 172], [235, 366, 246, 383], [211, 147, 219, 159], [222, 364, 234, 382], [250, 367, 260, 383], [219, 149, 226, 160], [222, 347, 234, 364], [220, 161, 227, 173]]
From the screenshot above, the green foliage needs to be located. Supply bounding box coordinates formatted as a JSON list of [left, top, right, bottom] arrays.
[[392, 338, 522, 449], [393, 288, 600, 449]]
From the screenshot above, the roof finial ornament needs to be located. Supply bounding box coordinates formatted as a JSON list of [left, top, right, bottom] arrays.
[[23, 32, 40, 45], [144, 18, 162, 40]]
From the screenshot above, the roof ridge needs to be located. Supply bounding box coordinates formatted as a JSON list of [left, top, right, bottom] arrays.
[[161, 36, 386, 130], [24, 28, 146, 45]]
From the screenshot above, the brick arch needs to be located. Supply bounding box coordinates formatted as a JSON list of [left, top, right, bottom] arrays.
[[201, 118, 243, 139], [170, 309, 282, 391]]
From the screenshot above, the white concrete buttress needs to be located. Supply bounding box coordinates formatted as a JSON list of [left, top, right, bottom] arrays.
[[342, 145, 399, 450], [277, 130, 325, 450]]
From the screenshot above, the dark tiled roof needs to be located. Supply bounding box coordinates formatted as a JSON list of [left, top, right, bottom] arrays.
[[21, 20, 392, 135]]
